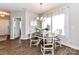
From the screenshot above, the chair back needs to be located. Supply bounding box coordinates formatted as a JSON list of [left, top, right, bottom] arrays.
[[42, 32, 54, 46], [54, 29, 62, 36]]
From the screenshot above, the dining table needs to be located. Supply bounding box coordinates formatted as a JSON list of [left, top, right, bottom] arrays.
[[34, 33, 58, 45]]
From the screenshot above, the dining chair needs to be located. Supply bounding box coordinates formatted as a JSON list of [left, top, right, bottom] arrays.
[[41, 31, 54, 55], [54, 29, 62, 49], [30, 32, 41, 47]]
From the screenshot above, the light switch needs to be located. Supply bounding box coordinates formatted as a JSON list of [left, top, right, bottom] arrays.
[[71, 26, 74, 29]]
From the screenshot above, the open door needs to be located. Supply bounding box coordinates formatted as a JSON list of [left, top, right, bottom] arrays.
[[13, 18, 21, 39]]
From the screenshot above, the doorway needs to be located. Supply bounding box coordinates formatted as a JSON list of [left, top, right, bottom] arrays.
[[13, 18, 21, 39]]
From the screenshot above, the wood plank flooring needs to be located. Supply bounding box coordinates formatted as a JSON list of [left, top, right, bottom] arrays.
[[0, 36, 79, 55]]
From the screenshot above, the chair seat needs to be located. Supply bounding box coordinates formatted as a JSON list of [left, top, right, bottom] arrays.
[[31, 37, 38, 39], [31, 40, 38, 41], [44, 43, 53, 46], [33, 39, 41, 45], [42, 46, 54, 50], [42, 44, 54, 49], [31, 37, 39, 41]]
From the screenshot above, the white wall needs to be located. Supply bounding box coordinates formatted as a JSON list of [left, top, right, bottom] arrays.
[[42, 3, 79, 50], [61, 4, 79, 50], [0, 19, 9, 35], [69, 4, 79, 47], [10, 10, 38, 39], [23, 10, 38, 39]]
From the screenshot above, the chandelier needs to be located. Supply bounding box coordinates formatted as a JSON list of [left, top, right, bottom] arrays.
[[36, 17, 44, 21]]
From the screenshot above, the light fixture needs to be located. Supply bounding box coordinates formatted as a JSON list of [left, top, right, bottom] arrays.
[[3, 12, 10, 15], [0, 11, 10, 17], [40, 17, 43, 19], [0, 14, 5, 17], [36, 17, 39, 20], [0, 11, 2, 14], [36, 16, 44, 21]]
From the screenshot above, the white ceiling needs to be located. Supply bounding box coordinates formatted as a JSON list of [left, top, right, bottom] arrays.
[[0, 3, 65, 14]]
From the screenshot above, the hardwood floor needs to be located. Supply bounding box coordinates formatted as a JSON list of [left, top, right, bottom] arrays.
[[0, 36, 79, 55], [0, 39, 42, 55], [55, 46, 79, 55]]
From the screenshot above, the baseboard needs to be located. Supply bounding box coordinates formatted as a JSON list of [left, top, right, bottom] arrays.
[[20, 37, 28, 40], [61, 42, 79, 50]]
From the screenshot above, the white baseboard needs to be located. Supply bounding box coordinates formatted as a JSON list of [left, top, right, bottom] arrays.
[[61, 42, 79, 50], [20, 37, 28, 40], [10, 38, 14, 39]]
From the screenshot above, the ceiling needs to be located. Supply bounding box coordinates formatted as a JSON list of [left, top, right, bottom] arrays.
[[0, 3, 65, 14]]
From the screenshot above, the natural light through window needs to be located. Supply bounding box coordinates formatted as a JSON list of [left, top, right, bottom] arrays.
[[42, 17, 51, 32], [52, 14, 65, 35]]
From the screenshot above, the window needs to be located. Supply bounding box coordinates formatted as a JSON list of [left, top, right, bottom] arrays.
[[42, 14, 65, 35], [52, 14, 65, 35], [42, 17, 51, 32], [31, 20, 37, 27]]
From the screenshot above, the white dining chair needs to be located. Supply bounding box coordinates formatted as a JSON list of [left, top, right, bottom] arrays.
[[41, 32, 54, 55], [30, 32, 41, 47], [54, 29, 62, 49]]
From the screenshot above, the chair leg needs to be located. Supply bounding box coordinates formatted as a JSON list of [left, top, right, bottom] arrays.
[[30, 43, 31, 47], [43, 49, 45, 55], [59, 41, 62, 47], [30, 40, 32, 47], [52, 49, 54, 55], [60, 43, 62, 47], [41, 45, 42, 52], [41, 46, 44, 55], [54, 43, 56, 49]]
